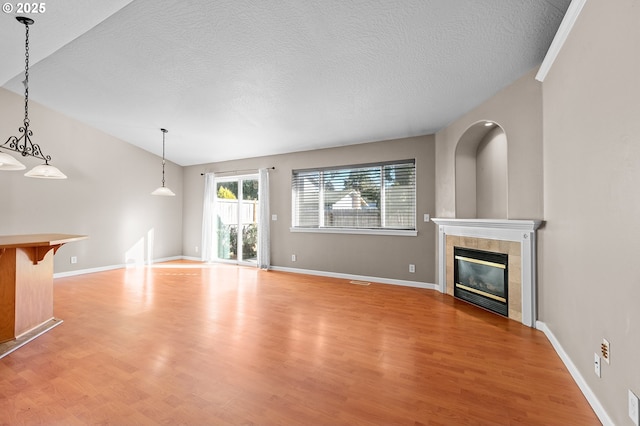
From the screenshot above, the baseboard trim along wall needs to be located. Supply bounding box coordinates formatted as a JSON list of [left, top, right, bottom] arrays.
[[55, 259, 438, 289], [535, 320, 613, 426], [53, 256, 184, 279], [54, 264, 124, 279], [182, 256, 202, 261], [270, 265, 438, 290]]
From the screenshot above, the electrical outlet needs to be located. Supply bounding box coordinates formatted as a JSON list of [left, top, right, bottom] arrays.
[[630, 390, 640, 426], [409, 264, 415, 273], [423, 213, 430, 222], [594, 353, 601, 377], [70, 256, 77, 264], [291, 254, 296, 262], [195, 246, 199, 253], [601, 338, 610, 364]]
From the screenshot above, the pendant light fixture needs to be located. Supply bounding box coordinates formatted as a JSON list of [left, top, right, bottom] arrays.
[[151, 128, 175, 196], [0, 17, 66, 179]]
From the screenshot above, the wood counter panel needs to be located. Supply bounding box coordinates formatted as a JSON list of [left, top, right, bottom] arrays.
[[14, 248, 54, 337], [0, 249, 17, 343]]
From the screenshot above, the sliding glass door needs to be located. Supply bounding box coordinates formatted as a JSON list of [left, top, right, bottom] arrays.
[[215, 176, 259, 264]]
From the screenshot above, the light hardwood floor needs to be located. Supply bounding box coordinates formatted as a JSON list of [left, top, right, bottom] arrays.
[[0, 261, 600, 425]]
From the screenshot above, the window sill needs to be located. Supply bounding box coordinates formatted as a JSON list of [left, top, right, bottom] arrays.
[[289, 227, 417, 237]]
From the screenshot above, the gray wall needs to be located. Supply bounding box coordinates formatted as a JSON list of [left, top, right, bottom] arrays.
[[453, 124, 508, 219], [435, 68, 544, 220], [476, 127, 507, 219], [0, 88, 184, 273], [539, 0, 640, 423], [183, 136, 436, 284]]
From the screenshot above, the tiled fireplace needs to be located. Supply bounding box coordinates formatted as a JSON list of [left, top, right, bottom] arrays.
[[431, 219, 542, 327]]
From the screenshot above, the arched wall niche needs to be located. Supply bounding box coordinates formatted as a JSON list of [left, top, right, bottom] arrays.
[[455, 121, 508, 219]]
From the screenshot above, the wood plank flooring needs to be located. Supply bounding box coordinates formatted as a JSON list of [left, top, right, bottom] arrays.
[[0, 261, 600, 425]]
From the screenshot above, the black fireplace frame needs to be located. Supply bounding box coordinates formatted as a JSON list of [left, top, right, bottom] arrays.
[[453, 246, 508, 317]]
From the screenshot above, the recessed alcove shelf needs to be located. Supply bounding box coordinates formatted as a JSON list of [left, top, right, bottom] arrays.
[[431, 218, 542, 327]]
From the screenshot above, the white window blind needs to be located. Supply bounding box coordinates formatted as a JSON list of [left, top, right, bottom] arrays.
[[292, 160, 416, 231]]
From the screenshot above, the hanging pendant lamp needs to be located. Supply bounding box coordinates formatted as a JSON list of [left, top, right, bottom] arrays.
[[0, 17, 66, 179], [0, 151, 26, 170], [151, 128, 175, 196]]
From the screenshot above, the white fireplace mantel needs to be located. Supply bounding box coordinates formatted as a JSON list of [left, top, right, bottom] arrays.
[[431, 218, 543, 327]]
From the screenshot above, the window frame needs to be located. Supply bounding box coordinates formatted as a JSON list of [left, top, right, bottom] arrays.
[[290, 159, 418, 237]]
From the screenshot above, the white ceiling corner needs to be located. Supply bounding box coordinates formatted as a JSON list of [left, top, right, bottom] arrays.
[[0, 0, 135, 85]]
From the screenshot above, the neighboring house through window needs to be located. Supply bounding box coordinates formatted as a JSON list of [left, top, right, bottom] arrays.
[[291, 160, 416, 235]]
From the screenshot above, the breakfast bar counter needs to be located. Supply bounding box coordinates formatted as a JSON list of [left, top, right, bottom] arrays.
[[0, 233, 87, 344]]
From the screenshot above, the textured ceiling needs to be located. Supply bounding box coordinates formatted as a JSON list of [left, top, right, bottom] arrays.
[[0, 0, 570, 166]]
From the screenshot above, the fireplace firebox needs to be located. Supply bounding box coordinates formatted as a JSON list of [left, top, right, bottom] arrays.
[[453, 247, 508, 316]]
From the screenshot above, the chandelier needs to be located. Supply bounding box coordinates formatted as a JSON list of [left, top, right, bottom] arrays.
[[151, 128, 175, 196], [0, 17, 66, 178]]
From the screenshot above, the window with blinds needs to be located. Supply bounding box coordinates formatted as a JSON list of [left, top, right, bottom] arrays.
[[292, 160, 416, 231]]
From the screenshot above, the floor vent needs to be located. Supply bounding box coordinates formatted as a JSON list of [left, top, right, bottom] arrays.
[[349, 280, 371, 286]]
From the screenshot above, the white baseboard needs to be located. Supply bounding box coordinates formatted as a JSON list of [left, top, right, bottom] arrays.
[[151, 256, 183, 264], [181, 256, 202, 261], [55, 259, 437, 291], [270, 265, 438, 290], [54, 263, 124, 278], [536, 320, 613, 426], [53, 256, 184, 279]]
